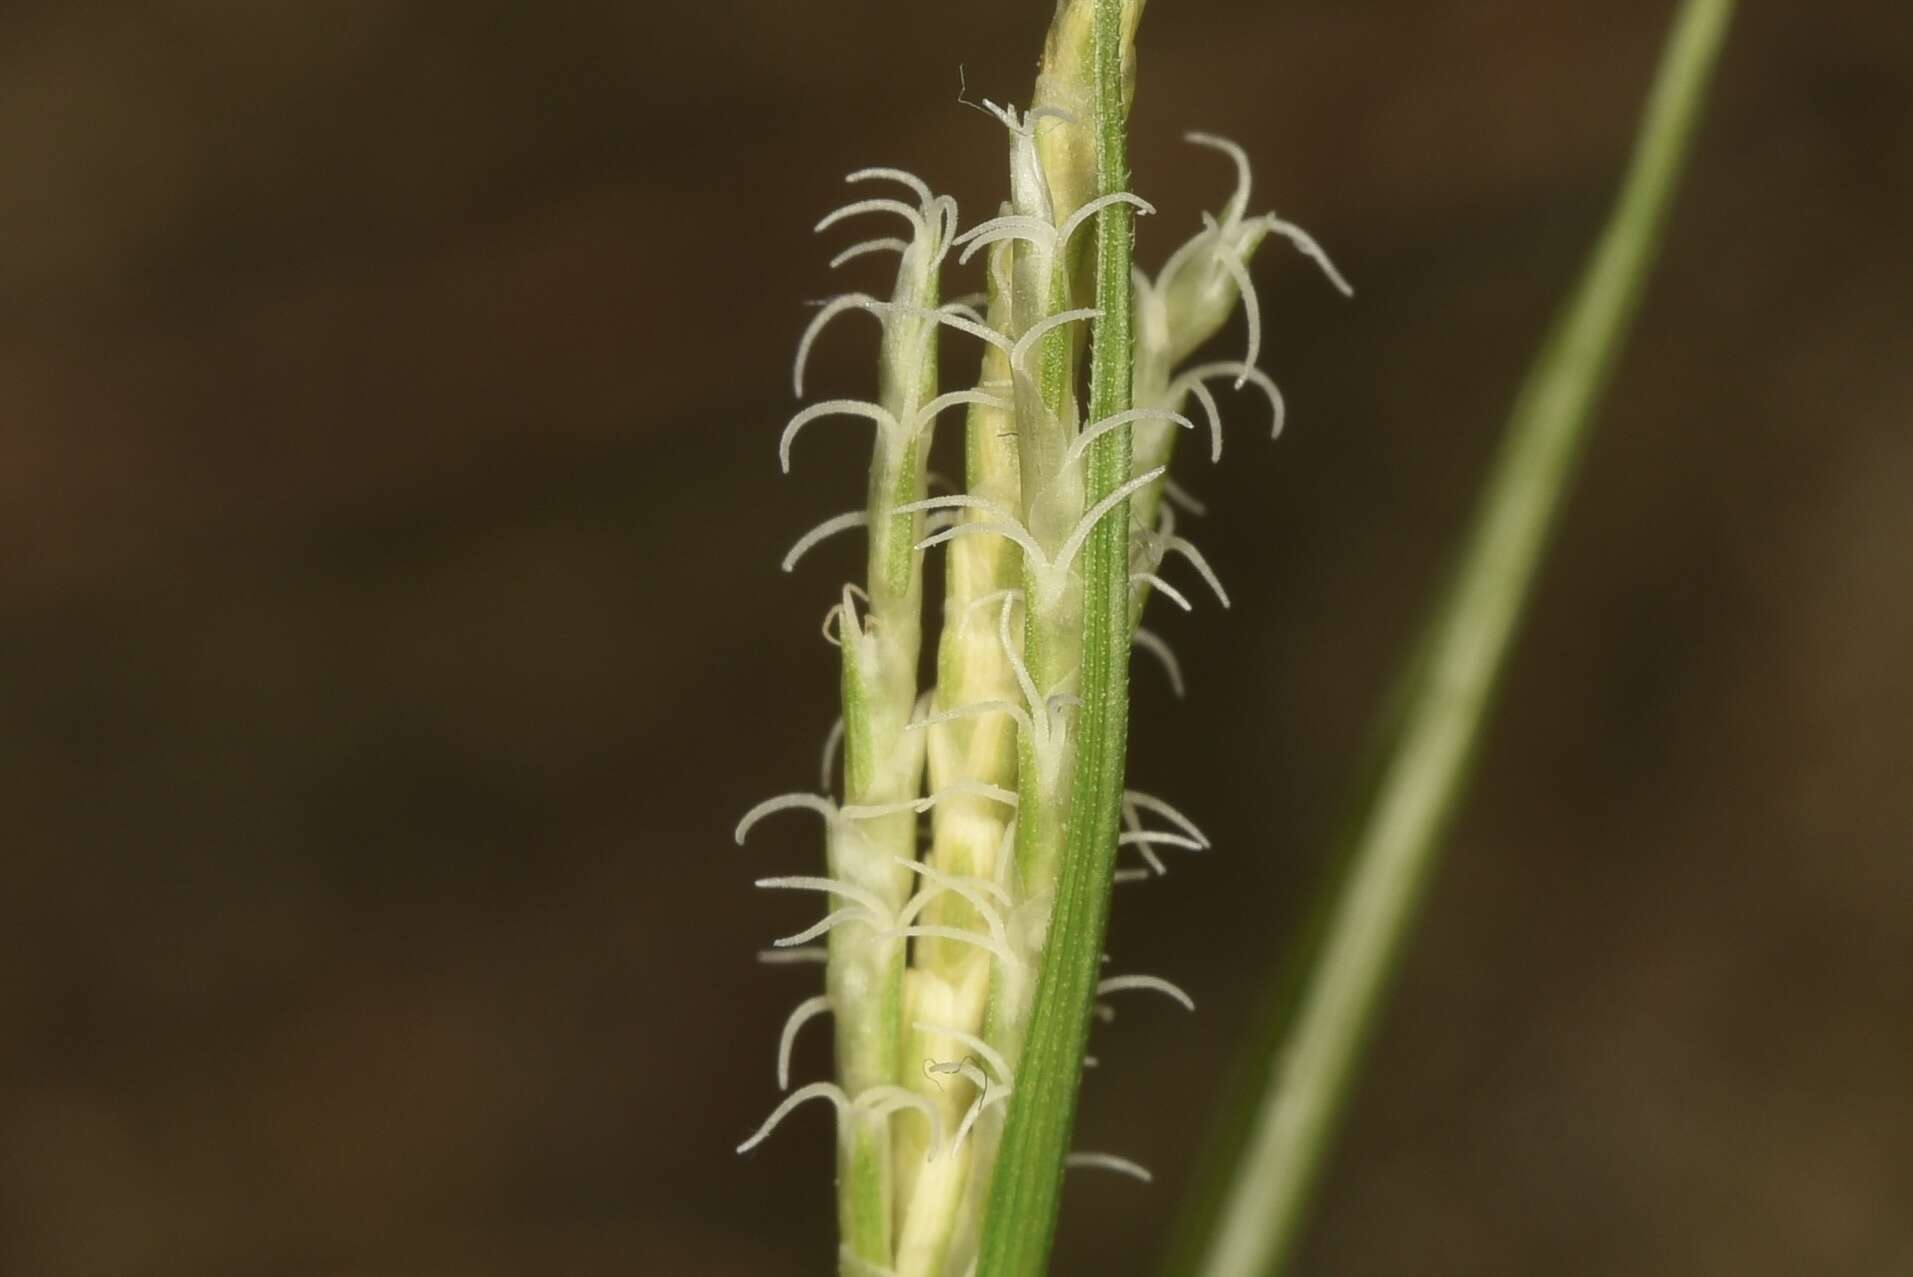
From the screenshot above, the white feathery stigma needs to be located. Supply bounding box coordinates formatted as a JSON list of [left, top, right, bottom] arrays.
[[735, 793, 838, 845], [1096, 973, 1197, 1012], [1064, 1152, 1155, 1183], [777, 995, 833, 1090]]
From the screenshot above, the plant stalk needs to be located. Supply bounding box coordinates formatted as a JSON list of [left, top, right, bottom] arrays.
[[1168, 2, 1737, 1273]]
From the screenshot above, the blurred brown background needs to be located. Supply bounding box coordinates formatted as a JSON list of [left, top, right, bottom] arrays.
[[3, 1, 1909, 1273]]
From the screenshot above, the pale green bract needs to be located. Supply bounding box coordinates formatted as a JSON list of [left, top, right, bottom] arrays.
[[735, 3, 1347, 1273]]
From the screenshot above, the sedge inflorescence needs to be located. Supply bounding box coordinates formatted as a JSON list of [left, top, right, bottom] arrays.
[[735, 5, 1347, 1274]]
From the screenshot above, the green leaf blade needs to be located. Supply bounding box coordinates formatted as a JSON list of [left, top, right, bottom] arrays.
[[1168, 3, 1738, 1274]]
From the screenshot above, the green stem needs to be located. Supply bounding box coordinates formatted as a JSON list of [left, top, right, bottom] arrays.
[[1168, 3, 1736, 1274], [975, 1, 1136, 1272]]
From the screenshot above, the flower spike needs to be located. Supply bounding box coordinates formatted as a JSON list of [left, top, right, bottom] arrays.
[[740, 16, 1349, 1264]]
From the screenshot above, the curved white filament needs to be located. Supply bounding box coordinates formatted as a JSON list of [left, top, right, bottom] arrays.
[[1159, 534, 1231, 608], [883, 924, 1018, 968], [1097, 973, 1196, 1012], [756, 874, 895, 926], [1130, 572, 1192, 613], [735, 793, 837, 844], [756, 946, 829, 966], [793, 293, 882, 397], [1184, 131, 1254, 227], [1161, 476, 1210, 516], [839, 781, 1019, 822], [1132, 628, 1186, 699], [815, 197, 928, 242], [1065, 410, 1195, 468], [828, 237, 909, 270], [776, 995, 832, 1091], [1065, 1152, 1154, 1183], [1119, 830, 1207, 853], [819, 717, 844, 793], [1052, 467, 1168, 591], [1123, 790, 1213, 848], [910, 389, 1013, 439], [1204, 212, 1263, 383], [1055, 191, 1157, 258], [843, 166, 933, 206], [1263, 213, 1355, 297], [895, 858, 1014, 913], [736, 1081, 850, 1154], [1170, 362, 1287, 439], [1009, 307, 1102, 377], [915, 520, 1050, 574], [779, 399, 901, 473], [781, 510, 868, 573]]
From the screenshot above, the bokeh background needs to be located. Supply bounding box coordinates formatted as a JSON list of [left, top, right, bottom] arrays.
[[3, 1, 1909, 1273]]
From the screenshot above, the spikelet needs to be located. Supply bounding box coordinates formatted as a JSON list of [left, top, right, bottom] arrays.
[[737, 2, 1347, 1272]]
